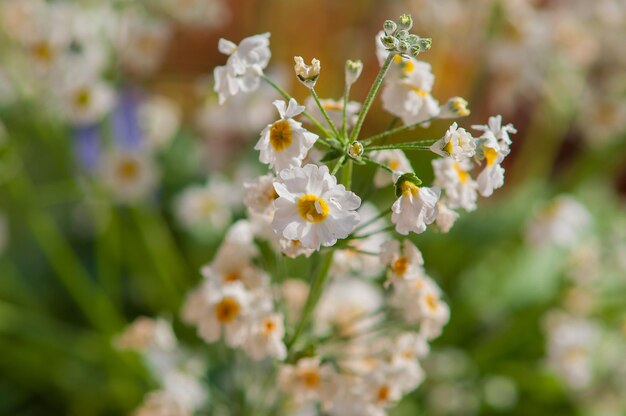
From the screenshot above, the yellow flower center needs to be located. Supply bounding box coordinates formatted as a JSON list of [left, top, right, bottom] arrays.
[[74, 88, 91, 109], [388, 159, 400, 170], [32, 42, 54, 62], [214, 297, 241, 323], [323, 102, 343, 111], [223, 272, 240, 283], [424, 293, 439, 312], [391, 256, 409, 276], [269, 120, 293, 152], [444, 140, 454, 155], [297, 194, 329, 223], [377, 386, 391, 402], [262, 318, 277, 335], [484, 146, 499, 167], [300, 370, 320, 389], [400, 181, 419, 197], [453, 163, 470, 184], [116, 159, 139, 182], [409, 86, 429, 97]]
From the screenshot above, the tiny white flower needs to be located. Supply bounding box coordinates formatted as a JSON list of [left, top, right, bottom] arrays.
[[243, 312, 287, 361], [438, 96, 470, 119], [138, 95, 180, 151], [391, 177, 440, 235], [294, 56, 321, 88], [255, 98, 318, 172], [345, 59, 363, 87], [472, 115, 517, 153], [526, 196, 592, 248], [272, 164, 361, 250], [214, 33, 271, 104], [370, 150, 412, 188], [430, 122, 476, 161], [174, 176, 235, 231], [118, 12, 171, 75], [115, 317, 177, 352], [58, 76, 115, 125], [432, 158, 478, 211], [278, 357, 336, 404], [476, 142, 506, 197], [380, 239, 425, 287], [243, 173, 278, 219], [435, 201, 459, 233], [279, 238, 316, 258], [99, 150, 159, 203]]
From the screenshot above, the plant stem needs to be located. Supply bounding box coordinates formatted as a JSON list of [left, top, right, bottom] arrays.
[[366, 141, 435, 151], [261, 74, 333, 138], [350, 225, 395, 240], [331, 154, 346, 176], [361, 116, 437, 145], [342, 159, 353, 190], [362, 156, 394, 173], [349, 53, 396, 142], [286, 251, 334, 352], [352, 207, 392, 234], [311, 87, 341, 140]]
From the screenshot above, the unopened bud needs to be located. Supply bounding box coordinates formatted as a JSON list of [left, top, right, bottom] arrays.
[[398, 14, 413, 31], [398, 40, 410, 54], [410, 46, 421, 58], [383, 20, 397, 36], [381, 35, 397, 50], [294, 56, 321, 89], [396, 29, 409, 41], [418, 38, 432, 51], [406, 34, 420, 45], [438, 97, 471, 119], [345, 60, 363, 87], [348, 141, 364, 158]]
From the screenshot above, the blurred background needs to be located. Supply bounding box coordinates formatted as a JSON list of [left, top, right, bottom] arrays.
[[0, 0, 625, 414]]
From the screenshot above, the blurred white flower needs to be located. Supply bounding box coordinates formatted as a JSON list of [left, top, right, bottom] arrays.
[[57, 75, 115, 125], [438, 97, 470, 119], [472, 115, 516, 154], [99, 150, 159, 203], [214, 33, 271, 104], [243, 312, 287, 361], [158, 0, 230, 28], [432, 158, 477, 211], [138, 95, 181, 151], [243, 173, 277, 219], [380, 239, 425, 287], [370, 149, 412, 188], [278, 358, 336, 404], [272, 164, 361, 250], [118, 12, 171, 75], [174, 176, 236, 231], [526, 196, 592, 248], [434, 201, 459, 233]]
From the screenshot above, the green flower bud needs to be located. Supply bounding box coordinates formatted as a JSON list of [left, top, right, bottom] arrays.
[[396, 29, 409, 41], [345, 59, 363, 86], [410, 46, 421, 57], [383, 20, 397, 36], [348, 141, 364, 158], [418, 38, 432, 51], [406, 34, 420, 45], [398, 40, 410, 53], [381, 35, 397, 50], [398, 14, 413, 31], [394, 172, 422, 198]]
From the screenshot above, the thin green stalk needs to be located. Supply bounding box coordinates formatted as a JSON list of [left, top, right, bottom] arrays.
[[350, 225, 395, 240], [286, 251, 334, 352], [261, 74, 333, 138], [352, 207, 392, 234], [366, 141, 435, 151], [362, 156, 393, 173], [349, 53, 396, 142], [311, 87, 341, 140], [331, 154, 346, 176], [342, 159, 353, 190], [342, 85, 351, 139], [362, 116, 437, 145]]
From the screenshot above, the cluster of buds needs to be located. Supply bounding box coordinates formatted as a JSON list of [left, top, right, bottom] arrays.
[[381, 14, 432, 58]]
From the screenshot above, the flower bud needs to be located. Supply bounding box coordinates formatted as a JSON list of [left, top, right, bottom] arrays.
[[383, 20, 397, 36], [418, 38, 432, 51], [406, 34, 420, 45], [381, 35, 397, 50], [398, 40, 410, 54], [294, 56, 321, 89], [398, 14, 413, 31], [438, 97, 471, 119], [345, 60, 363, 87], [396, 29, 409, 41], [348, 141, 364, 158]]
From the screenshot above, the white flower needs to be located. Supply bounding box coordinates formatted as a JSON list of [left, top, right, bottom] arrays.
[[370, 150, 412, 188], [430, 122, 476, 161], [294, 56, 321, 88], [391, 178, 440, 235], [133, 390, 189, 416], [278, 357, 336, 404], [185, 281, 250, 347], [380, 239, 425, 287], [526, 196, 592, 248], [390, 332, 430, 364], [214, 33, 271, 104], [243, 312, 287, 361], [272, 164, 361, 250], [279, 238, 316, 258], [438, 97, 470, 119], [315, 278, 383, 336], [57, 76, 115, 125], [115, 317, 177, 352], [432, 158, 478, 211], [255, 99, 318, 172], [476, 141, 506, 197], [345, 59, 363, 86], [243, 173, 277, 219], [159, 0, 230, 28], [472, 115, 517, 153], [99, 150, 159, 203], [381, 58, 440, 126], [118, 12, 171, 75], [435, 202, 459, 233], [304, 97, 361, 132], [174, 176, 235, 231], [138, 95, 180, 151]]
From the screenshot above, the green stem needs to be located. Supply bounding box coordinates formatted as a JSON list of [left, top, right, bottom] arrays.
[[349, 225, 395, 240], [362, 156, 394, 173], [331, 154, 346, 176], [342, 159, 353, 190], [261, 74, 333, 138], [366, 140, 435, 151], [362, 116, 437, 145], [286, 251, 334, 352], [349, 53, 396, 142], [342, 84, 351, 140], [311, 87, 341, 140], [352, 207, 391, 234]]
